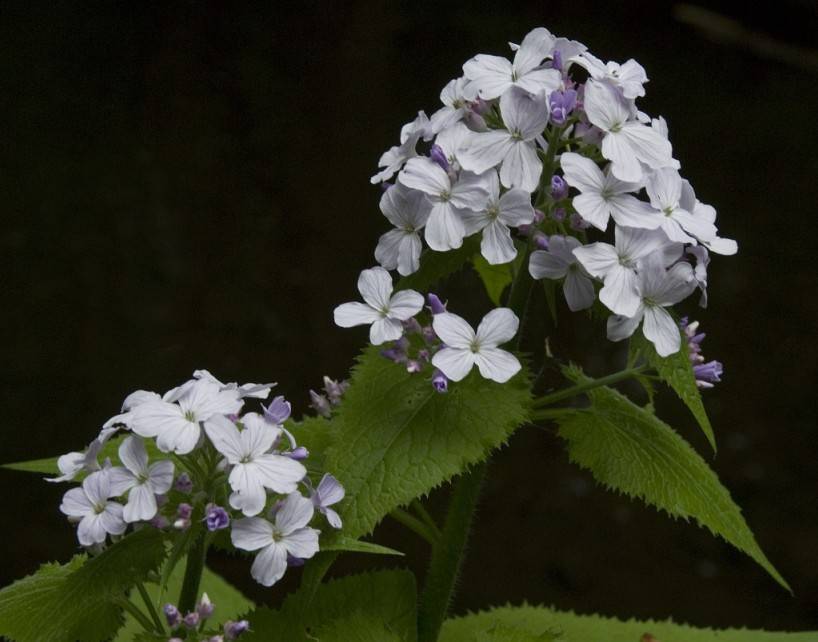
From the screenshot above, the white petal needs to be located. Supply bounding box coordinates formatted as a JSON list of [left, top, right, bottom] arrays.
[[514, 67, 561, 95], [529, 249, 568, 280], [229, 469, 269, 516], [100, 502, 126, 536], [432, 312, 475, 349], [449, 171, 492, 212], [231, 516, 274, 551], [513, 27, 555, 75], [82, 470, 111, 504], [398, 157, 450, 196], [323, 507, 343, 529], [250, 542, 288, 587], [147, 459, 175, 494], [621, 122, 674, 170], [499, 141, 541, 192], [424, 202, 465, 251], [599, 265, 641, 317], [333, 302, 380, 328], [563, 271, 595, 311], [473, 348, 521, 383], [602, 132, 642, 182], [180, 379, 242, 420], [118, 435, 148, 477], [369, 317, 404, 346], [240, 416, 279, 458], [431, 348, 475, 382], [705, 236, 738, 256], [607, 195, 662, 229], [616, 226, 667, 260], [572, 242, 619, 278], [559, 152, 605, 193], [283, 527, 320, 560], [78, 514, 107, 546], [123, 484, 157, 523], [653, 262, 697, 305], [606, 309, 643, 342], [643, 306, 682, 357], [161, 422, 200, 455], [397, 233, 423, 276], [572, 193, 611, 231], [500, 86, 549, 139], [388, 289, 424, 320], [203, 413, 244, 463], [252, 455, 307, 495], [379, 182, 430, 229], [357, 266, 394, 310], [481, 220, 516, 265], [275, 492, 315, 535], [130, 400, 186, 440], [497, 188, 535, 226], [374, 229, 405, 272], [583, 79, 630, 132], [475, 308, 519, 346], [106, 466, 137, 497], [645, 167, 682, 210], [60, 487, 93, 517], [462, 54, 513, 100], [671, 209, 718, 242], [456, 130, 514, 175], [316, 474, 345, 506]]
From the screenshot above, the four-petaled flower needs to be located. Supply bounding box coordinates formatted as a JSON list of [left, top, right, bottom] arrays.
[[309, 473, 345, 529], [60, 470, 127, 546], [108, 436, 175, 523], [375, 182, 431, 276], [529, 235, 595, 311]]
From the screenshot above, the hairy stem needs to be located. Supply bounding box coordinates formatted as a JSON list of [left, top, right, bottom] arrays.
[[115, 597, 158, 634], [135, 580, 165, 634], [412, 499, 443, 540], [178, 530, 208, 614], [532, 365, 649, 408], [390, 508, 440, 545]]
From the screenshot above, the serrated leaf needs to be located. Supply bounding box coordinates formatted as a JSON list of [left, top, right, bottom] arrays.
[[243, 569, 417, 642], [0, 528, 167, 642], [2, 434, 163, 476], [472, 254, 514, 306], [631, 330, 716, 452], [285, 415, 339, 477], [313, 612, 404, 642], [114, 557, 254, 641], [324, 346, 531, 539], [440, 605, 815, 641], [555, 372, 788, 590], [320, 536, 404, 556], [395, 236, 479, 292]]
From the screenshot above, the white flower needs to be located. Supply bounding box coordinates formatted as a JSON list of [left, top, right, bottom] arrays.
[[583, 79, 674, 182], [572, 227, 672, 317], [102, 389, 161, 431], [607, 259, 697, 356], [231, 492, 320, 587], [333, 267, 424, 345], [571, 52, 648, 99], [457, 87, 548, 193], [461, 171, 535, 264], [374, 183, 431, 276], [129, 379, 243, 455], [106, 436, 174, 523], [434, 121, 472, 171], [47, 439, 103, 483], [645, 168, 718, 244], [463, 27, 561, 100], [60, 470, 127, 546], [430, 77, 476, 134], [398, 158, 491, 251], [370, 111, 432, 184], [310, 473, 345, 529], [529, 236, 595, 311], [558, 152, 660, 231], [205, 413, 307, 517], [431, 308, 521, 383], [680, 179, 738, 256], [192, 370, 274, 400]]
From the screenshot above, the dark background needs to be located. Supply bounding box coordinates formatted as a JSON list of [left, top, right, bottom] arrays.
[[2, 0, 817, 634]]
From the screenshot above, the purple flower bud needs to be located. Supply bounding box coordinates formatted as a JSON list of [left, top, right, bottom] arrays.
[[287, 553, 305, 567], [469, 97, 491, 115], [197, 593, 215, 619], [694, 360, 723, 385], [550, 175, 569, 201], [533, 232, 549, 250], [205, 504, 230, 532], [323, 376, 346, 405], [429, 144, 450, 171], [552, 207, 566, 222], [174, 472, 193, 494], [380, 346, 407, 363], [309, 390, 332, 418], [262, 395, 291, 424], [421, 326, 437, 344], [533, 209, 546, 224], [164, 604, 181, 628], [150, 515, 170, 530], [402, 317, 423, 334], [177, 503, 193, 520], [427, 293, 447, 315], [183, 611, 200, 629], [569, 212, 590, 230], [224, 620, 251, 640], [285, 446, 309, 460], [418, 348, 430, 362], [549, 88, 577, 125], [432, 369, 448, 393]]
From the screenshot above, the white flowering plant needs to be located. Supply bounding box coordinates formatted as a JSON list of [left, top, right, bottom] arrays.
[[0, 25, 812, 642]]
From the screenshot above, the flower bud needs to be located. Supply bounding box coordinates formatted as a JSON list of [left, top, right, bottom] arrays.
[[550, 175, 569, 200], [427, 293, 447, 315], [183, 611, 200, 629], [406, 359, 422, 374], [205, 504, 230, 532], [164, 604, 181, 628], [551, 206, 566, 222], [197, 592, 215, 619], [309, 390, 332, 418], [569, 212, 590, 230], [174, 472, 193, 494], [224, 619, 251, 639], [285, 446, 309, 461], [532, 232, 549, 250], [431, 369, 448, 393], [429, 144, 450, 172], [262, 395, 291, 424]]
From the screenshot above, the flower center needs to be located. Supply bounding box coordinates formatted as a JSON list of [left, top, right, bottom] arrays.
[[469, 339, 481, 353], [184, 410, 196, 422]]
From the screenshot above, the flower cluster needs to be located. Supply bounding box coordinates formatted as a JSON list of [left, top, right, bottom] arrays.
[[52, 370, 344, 587], [163, 593, 249, 641], [364, 26, 735, 359], [681, 317, 723, 389]]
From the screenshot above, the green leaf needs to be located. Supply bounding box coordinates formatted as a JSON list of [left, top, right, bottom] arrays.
[[312, 612, 405, 642], [285, 415, 339, 477], [631, 330, 716, 452], [324, 346, 531, 539], [555, 371, 788, 590], [114, 557, 254, 641], [0, 528, 167, 642], [320, 535, 404, 556], [472, 254, 514, 305], [440, 605, 816, 641], [243, 569, 417, 642], [395, 236, 479, 292], [2, 434, 163, 475]]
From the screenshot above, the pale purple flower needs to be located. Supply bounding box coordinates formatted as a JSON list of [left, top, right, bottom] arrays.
[[529, 236, 595, 311], [375, 182, 432, 276], [224, 620, 251, 640], [549, 88, 577, 125], [262, 396, 291, 425], [205, 504, 230, 531], [571, 52, 649, 99], [106, 436, 175, 523], [310, 473, 345, 529], [59, 470, 127, 547], [370, 111, 432, 184], [427, 293, 447, 315]]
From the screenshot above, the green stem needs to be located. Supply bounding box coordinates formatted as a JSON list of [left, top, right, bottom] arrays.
[[114, 597, 157, 634], [135, 580, 165, 634], [390, 508, 439, 545], [417, 462, 486, 642], [178, 530, 208, 614], [532, 365, 649, 408], [412, 499, 442, 540]]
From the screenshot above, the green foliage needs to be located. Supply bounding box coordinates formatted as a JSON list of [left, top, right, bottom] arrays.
[[320, 535, 404, 556], [324, 346, 531, 539], [475, 624, 561, 642], [631, 330, 716, 452], [243, 569, 417, 642], [286, 415, 339, 477], [440, 605, 816, 641], [311, 612, 405, 642], [0, 528, 167, 642], [555, 370, 788, 590], [396, 236, 479, 292], [2, 433, 163, 475], [472, 254, 514, 306], [114, 557, 254, 641]]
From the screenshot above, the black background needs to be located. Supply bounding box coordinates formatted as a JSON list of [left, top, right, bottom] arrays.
[[2, 0, 818, 634]]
